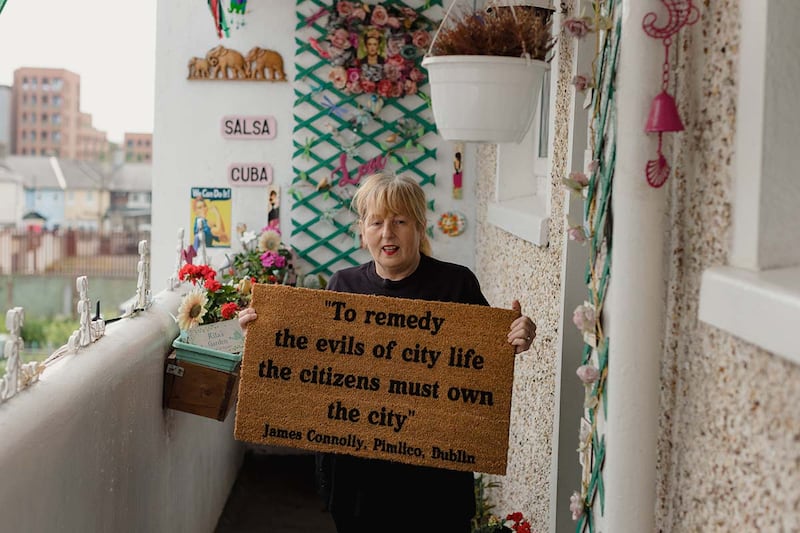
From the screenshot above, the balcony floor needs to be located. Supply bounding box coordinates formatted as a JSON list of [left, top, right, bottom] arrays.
[[215, 450, 337, 532]]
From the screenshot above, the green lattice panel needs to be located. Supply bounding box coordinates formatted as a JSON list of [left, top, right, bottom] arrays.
[[292, 0, 442, 278]]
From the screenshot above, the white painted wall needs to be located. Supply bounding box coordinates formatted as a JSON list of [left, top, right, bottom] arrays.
[[0, 288, 243, 532], [151, 0, 478, 288]]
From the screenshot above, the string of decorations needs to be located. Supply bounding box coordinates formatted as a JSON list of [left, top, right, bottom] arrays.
[[561, 0, 619, 530]]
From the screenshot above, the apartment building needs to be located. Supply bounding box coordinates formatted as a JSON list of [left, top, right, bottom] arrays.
[[123, 132, 152, 162], [0, 85, 11, 157], [10, 67, 109, 160]]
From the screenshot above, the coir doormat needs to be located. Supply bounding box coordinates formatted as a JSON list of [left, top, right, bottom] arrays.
[[234, 284, 519, 474]]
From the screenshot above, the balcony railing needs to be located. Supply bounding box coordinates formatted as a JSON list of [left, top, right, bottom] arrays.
[[0, 229, 150, 278], [0, 243, 244, 531]]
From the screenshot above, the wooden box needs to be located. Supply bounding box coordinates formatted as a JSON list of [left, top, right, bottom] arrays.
[[163, 353, 240, 422]]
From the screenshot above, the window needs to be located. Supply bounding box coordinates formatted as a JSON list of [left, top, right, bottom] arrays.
[[52, 113, 61, 125], [52, 78, 63, 91], [53, 95, 62, 106], [30, 131, 37, 140], [22, 113, 27, 123], [698, 1, 800, 364], [22, 78, 29, 90], [31, 78, 37, 89], [42, 113, 48, 123], [487, 58, 556, 246], [42, 95, 49, 105], [53, 132, 61, 143], [42, 77, 50, 91], [31, 94, 37, 105]]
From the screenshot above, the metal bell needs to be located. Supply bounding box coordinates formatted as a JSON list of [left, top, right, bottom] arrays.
[[645, 90, 684, 133]]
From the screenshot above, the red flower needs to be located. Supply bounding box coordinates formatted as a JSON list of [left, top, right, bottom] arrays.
[[220, 302, 239, 320], [205, 279, 222, 292]]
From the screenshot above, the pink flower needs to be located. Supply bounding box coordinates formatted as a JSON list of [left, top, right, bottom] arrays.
[[346, 80, 363, 94], [377, 78, 394, 98], [360, 78, 377, 93], [351, 7, 366, 20], [570, 171, 589, 186], [387, 37, 406, 56], [370, 5, 388, 26], [387, 54, 405, 67], [572, 302, 596, 333], [386, 17, 401, 29], [572, 74, 592, 91], [570, 491, 584, 520], [383, 63, 401, 81], [567, 225, 587, 243], [328, 66, 347, 89], [260, 251, 286, 268], [409, 67, 425, 82], [347, 67, 360, 83], [329, 28, 352, 49], [576, 364, 600, 384], [400, 7, 418, 22], [562, 17, 592, 38], [412, 29, 431, 49], [336, 1, 354, 16]]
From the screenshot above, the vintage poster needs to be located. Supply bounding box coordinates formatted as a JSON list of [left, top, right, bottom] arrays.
[[266, 184, 280, 232], [190, 187, 232, 249]]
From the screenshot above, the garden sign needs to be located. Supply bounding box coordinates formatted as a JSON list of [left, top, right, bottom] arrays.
[[234, 284, 518, 474]]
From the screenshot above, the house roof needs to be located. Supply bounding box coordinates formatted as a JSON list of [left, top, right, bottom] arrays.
[[22, 210, 47, 221], [107, 162, 152, 192], [3, 156, 151, 192]]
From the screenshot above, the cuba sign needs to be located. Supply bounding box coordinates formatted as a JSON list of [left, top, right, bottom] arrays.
[[228, 163, 274, 186]]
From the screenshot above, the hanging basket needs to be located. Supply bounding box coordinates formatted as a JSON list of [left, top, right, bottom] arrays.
[[422, 55, 548, 143]]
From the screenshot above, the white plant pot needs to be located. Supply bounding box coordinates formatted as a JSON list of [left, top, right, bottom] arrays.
[[422, 55, 549, 143]]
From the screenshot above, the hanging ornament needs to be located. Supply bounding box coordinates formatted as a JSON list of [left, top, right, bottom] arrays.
[[207, 0, 230, 38], [228, 0, 248, 30], [438, 211, 466, 237], [641, 0, 699, 188], [452, 142, 464, 199]]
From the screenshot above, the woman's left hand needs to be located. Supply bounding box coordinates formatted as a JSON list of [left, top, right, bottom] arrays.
[[508, 299, 536, 354]]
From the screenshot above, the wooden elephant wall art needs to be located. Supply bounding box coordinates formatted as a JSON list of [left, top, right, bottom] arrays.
[[188, 45, 286, 82]]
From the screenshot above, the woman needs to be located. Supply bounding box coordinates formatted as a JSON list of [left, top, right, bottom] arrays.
[[192, 195, 228, 250], [239, 173, 536, 532]]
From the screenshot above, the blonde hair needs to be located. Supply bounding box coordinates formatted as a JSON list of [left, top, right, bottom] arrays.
[[352, 173, 432, 256]]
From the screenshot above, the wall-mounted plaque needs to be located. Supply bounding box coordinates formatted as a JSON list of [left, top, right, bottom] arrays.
[[228, 163, 274, 186], [221, 115, 277, 140]]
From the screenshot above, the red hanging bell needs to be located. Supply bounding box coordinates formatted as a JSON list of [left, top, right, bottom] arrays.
[[645, 90, 684, 133]]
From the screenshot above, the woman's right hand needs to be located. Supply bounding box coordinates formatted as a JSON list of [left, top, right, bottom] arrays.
[[238, 307, 258, 333]]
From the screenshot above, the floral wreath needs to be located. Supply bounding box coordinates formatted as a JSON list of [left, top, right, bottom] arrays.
[[323, 1, 433, 98]]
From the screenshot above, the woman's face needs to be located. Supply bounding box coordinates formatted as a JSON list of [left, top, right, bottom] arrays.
[[366, 37, 379, 57], [362, 205, 421, 281], [194, 199, 207, 216]]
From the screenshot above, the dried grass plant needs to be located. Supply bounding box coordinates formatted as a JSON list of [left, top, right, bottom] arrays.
[[430, 6, 554, 60]]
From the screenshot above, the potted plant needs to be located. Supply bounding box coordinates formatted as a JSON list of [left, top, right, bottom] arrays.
[[422, 0, 554, 143], [172, 225, 296, 371]]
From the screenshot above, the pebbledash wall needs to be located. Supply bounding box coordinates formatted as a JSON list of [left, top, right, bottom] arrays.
[[476, 0, 800, 531]]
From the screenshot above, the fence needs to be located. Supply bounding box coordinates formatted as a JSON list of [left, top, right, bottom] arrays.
[[0, 229, 150, 279]]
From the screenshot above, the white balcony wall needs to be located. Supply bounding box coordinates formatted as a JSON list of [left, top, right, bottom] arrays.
[[0, 289, 244, 532]]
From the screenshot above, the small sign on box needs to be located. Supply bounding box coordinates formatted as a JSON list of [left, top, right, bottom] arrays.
[[186, 319, 245, 354]]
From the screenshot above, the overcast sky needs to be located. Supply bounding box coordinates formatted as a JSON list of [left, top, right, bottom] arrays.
[[0, 0, 157, 143]]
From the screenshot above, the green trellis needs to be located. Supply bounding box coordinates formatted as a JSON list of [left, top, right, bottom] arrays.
[[292, 0, 442, 278], [576, 1, 619, 532]]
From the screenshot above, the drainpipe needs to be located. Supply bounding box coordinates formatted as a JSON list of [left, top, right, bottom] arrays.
[[605, 1, 665, 531]]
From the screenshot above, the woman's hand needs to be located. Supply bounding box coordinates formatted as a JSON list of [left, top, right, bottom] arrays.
[[238, 307, 258, 333], [507, 300, 536, 354]]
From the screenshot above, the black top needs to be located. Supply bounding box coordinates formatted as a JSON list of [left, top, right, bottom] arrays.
[[318, 254, 488, 526]]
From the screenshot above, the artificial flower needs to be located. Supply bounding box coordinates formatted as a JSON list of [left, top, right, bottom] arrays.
[[572, 302, 596, 334], [177, 288, 208, 330], [567, 225, 588, 243], [562, 17, 592, 38], [571, 74, 593, 92], [576, 364, 600, 384], [258, 229, 282, 252], [570, 491, 584, 521]]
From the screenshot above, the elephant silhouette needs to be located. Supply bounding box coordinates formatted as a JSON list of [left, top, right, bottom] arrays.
[[187, 56, 210, 79], [246, 47, 286, 81], [206, 45, 250, 80]]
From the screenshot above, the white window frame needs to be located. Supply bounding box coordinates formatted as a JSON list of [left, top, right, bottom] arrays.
[[698, 2, 800, 364], [487, 8, 559, 246]]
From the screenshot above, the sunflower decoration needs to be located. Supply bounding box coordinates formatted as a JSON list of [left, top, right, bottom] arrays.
[[176, 264, 247, 330]]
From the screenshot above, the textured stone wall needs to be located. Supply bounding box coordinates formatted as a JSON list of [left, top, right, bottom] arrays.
[[656, 0, 800, 530], [472, 10, 576, 529]]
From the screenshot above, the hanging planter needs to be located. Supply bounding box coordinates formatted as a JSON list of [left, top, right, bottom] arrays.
[[422, 1, 554, 143], [422, 54, 548, 143]]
